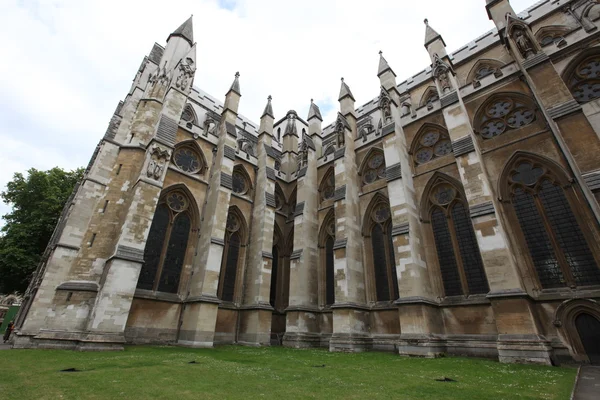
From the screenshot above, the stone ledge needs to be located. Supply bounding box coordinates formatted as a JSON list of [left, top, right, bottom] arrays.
[[330, 302, 370, 311], [134, 288, 181, 303], [547, 99, 581, 120], [469, 201, 495, 218], [185, 294, 221, 304], [238, 303, 274, 311], [56, 281, 99, 292], [290, 249, 303, 260], [486, 289, 529, 300], [284, 305, 321, 313], [394, 296, 439, 307], [522, 52, 549, 70]]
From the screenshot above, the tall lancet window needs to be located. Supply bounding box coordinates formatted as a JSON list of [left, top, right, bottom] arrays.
[[270, 226, 283, 308], [504, 158, 600, 288], [365, 196, 399, 302], [219, 208, 246, 302], [138, 189, 194, 293], [319, 211, 336, 306], [424, 177, 489, 297]]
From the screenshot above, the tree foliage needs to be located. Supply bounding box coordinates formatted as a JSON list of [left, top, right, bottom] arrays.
[[0, 167, 83, 294]]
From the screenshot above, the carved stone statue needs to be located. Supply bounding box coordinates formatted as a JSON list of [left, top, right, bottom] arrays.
[[146, 159, 157, 178], [514, 29, 535, 59], [438, 71, 451, 93], [285, 112, 297, 136]]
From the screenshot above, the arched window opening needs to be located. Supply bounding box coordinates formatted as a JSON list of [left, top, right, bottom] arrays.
[[426, 179, 489, 297], [270, 246, 279, 307], [219, 210, 245, 302], [507, 161, 600, 288], [319, 214, 336, 306], [138, 190, 194, 293], [420, 86, 439, 109], [277, 127, 281, 142], [412, 124, 453, 166], [320, 168, 335, 202], [172, 144, 206, 175], [360, 149, 386, 186], [565, 53, 600, 104], [366, 200, 399, 302], [474, 94, 537, 139], [232, 166, 251, 196]]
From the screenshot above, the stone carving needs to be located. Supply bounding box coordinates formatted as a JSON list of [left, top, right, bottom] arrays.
[[357, 116, 374, 141], [175, 57, 196, 92], [335, 116, 346, 147], [148, 61, 173, 97], [285, 111, 298, 136], [514, 28, 536, 59], [379, 88, 393, 123], [298, 140, 308, 168], [432, 54, 453, 94], [146, 145, 170, 180], [203, 114, 219, 137]]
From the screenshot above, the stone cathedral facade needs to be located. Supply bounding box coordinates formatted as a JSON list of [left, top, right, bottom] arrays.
[[12, 0, 600, 365]]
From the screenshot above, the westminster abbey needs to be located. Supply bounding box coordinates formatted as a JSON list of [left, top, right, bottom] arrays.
[[11, 0, 600, 365]]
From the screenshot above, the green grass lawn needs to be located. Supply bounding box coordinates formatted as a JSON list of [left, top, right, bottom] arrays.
[[0, 345, 576, 400]]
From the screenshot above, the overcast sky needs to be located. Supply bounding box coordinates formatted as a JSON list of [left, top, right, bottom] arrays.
[[0, 0, 534, 226]]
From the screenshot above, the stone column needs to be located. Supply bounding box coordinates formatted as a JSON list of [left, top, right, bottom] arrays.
[[238, 97, 277, 346], [283, 135, 320, 348], [178, 73, 241, 347]]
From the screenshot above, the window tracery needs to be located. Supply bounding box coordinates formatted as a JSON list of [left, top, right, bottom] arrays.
[[173, 145, 203, 174], [505, 160, 600, 289], [232, 167, 251, 195], [425, 178, 489, 297], [475, 95, 537, 139], [361, 151, 386, 185], [412, 125, 453, 166], [566, 54, 600, 104], [365, 196, 398, 302], [219, 208, 246, 302], [320, 169, 335, 201], [137, 189, 195, 294]]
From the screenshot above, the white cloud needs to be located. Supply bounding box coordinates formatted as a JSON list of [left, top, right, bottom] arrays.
[[0, 0, 533, 225]]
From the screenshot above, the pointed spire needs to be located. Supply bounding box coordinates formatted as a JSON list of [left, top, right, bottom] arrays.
[[261, 95, 274, 118], [424, 18, 445, 48], [338, 77, 355, 102], [228, 71, 241, 96], [377, 50, 396, 77], [307, 98, 323, 121], [168, 15, 194, 46]]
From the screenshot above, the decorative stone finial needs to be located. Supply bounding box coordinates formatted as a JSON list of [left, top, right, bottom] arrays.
[[379, 50, 383, 55], [341, 77, 344, 82], [268, 95, 272, 101], [311, 98, 314, 103], [424, 18, 429, 25], [235, 71, 240, 78]]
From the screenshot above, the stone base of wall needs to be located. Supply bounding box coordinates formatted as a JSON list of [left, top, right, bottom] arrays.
[[329, 333, 373, 352], [12, 330, 125, 351], [282, 332, 323, 348], [497, 334, 554, 365], [397, 333, 446, 358]]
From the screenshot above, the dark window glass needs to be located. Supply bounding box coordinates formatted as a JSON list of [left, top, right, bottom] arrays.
[[326, 236, 335, 305], [232, 171, 247, 194], [174, 148, 201, 173], [372, 224, 390, 301], [451, 203, 489, 294], [538, 180, 600, 286], [512, 188, 564, 288], [158, 213, 190, 293], [386, 224, 399, 300], [270, 246, 279, 307], [138, 204, 169, 290], [222, 232, 240, 302], [431, 208, 462, 296]]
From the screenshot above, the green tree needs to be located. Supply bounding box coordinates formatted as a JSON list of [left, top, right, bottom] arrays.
[[0, 167, 83, 294]]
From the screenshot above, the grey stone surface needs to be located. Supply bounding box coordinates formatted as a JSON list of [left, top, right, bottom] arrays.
[[573, 366, 600, 400]]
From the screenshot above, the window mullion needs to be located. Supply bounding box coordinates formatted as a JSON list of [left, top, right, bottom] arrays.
[[218, 234, 229, 299], [447, 210, 469, 296], [532, 192, 576, 288]]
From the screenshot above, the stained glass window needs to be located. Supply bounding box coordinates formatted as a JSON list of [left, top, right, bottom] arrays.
[[566, 55, 600, 104], [173, 147, 202, 174], [325, 236, 335, 305], [509, 161, 600, 288], [362, 152, 386, 185], [369, 202, 399, 301], [477, 96, 536, 139], [137, 192, 193, 293], [413, 126, 453, 165], [427, 181, 489, 297], [232, 170, 248, 195], [270, 246, 279, 307], [321, 170, 335, 201]]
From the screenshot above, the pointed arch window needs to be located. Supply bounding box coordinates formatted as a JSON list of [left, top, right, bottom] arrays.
[[426, 180, 489, 296], [270, 226, 283, 308], [412, 125, 453, 166], [506, 160, 600, 288], [475, 94, 537, 139], [319, 213, 336, 306], [420, 87, 439, 109], [181, 103, 197, 128], [361, 150, 386, 186], [565, 54, 600, 104], [366, 200, 399, 302], [232, 166, 251, 196], [320, 168, 335, 202], [219, 210, 246, 302], [138, 190, 194, 293]]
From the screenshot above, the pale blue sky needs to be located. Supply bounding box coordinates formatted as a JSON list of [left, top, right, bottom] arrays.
[[0, 0, 533, 227]]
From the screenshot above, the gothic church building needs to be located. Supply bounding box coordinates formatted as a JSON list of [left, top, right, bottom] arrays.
[[13, 0, 600, 365]]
